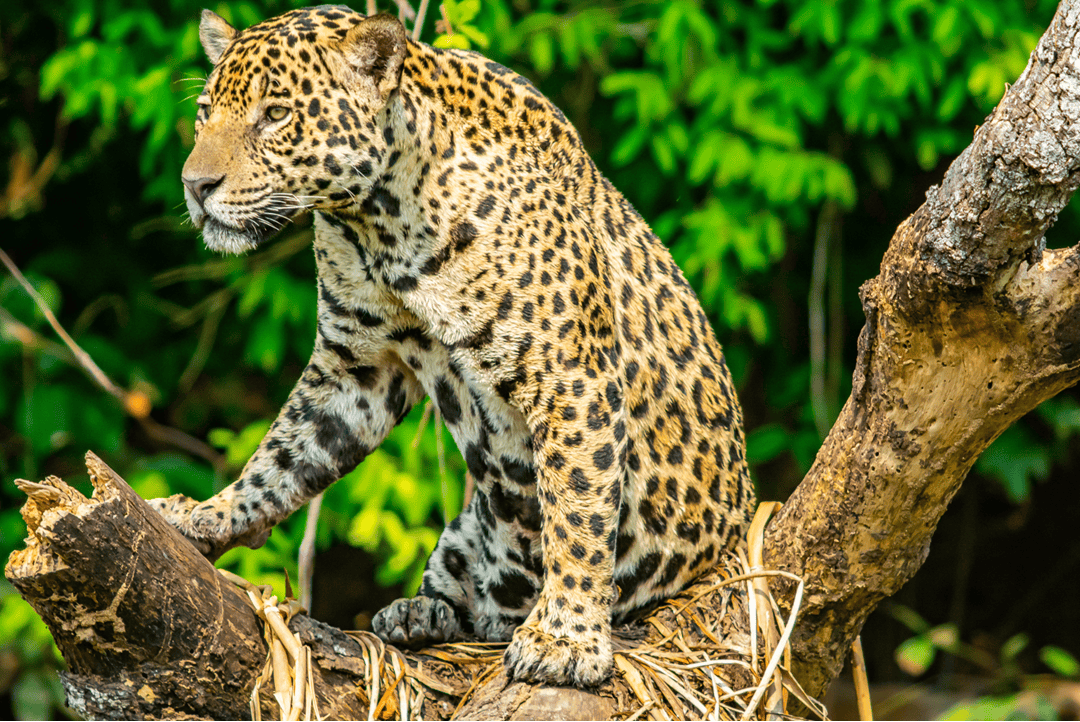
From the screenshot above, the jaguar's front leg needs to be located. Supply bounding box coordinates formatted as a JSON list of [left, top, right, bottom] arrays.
[[150, 338, 424, 560], [502, 370, 625, 687]]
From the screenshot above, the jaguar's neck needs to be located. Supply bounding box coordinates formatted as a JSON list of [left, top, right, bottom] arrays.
[[321, 39, 594, 288]]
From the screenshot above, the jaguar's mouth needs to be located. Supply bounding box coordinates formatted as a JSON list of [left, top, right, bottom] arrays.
[[193, 203, 300, 255]]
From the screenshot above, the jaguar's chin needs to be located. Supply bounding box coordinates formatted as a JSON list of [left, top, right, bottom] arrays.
[[201, 217, 269, 255]]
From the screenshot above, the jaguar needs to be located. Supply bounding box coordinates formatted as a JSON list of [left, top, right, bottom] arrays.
[[151, 5, 756, 687]]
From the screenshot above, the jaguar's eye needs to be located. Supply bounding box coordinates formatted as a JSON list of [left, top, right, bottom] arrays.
[[266, 106, 290, 122]]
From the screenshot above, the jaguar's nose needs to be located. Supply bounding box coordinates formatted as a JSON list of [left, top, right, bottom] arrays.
[[182, 174, 225, 208]]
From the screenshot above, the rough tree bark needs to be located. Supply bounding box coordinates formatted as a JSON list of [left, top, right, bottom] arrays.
[[6, 454, 270, 719], [8, 1, 1080, 719]]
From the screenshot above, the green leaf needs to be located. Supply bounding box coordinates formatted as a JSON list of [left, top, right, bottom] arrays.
[[966, 4, 998, 39], [610, 125, 649, 167], [40, 51, 72, 100], [916, 136, 938, 171], [820, 3, 840, 46], [348, 505, 382, 550], [847, 3, 883, 42], [895, 634, 936, 676], [71, 8, 95, 38], [975, 426, 1050, 503], [1036, 395, 1080, 438], [457, 0, 481, 23], [237, 270, 269, 318], [822, 159, 857, 208], [459, 25, 490, 49], [210, 419, 272, 469], [1039, 645, 1079, 677], [745, 424, 790, 464], [940, 695, 1024, 721], [245, 313, 285, 373], [714, 136, 755, 187], [1001, 632, 1029, 662], [650, 134, 677, 175], [528, 33, 554, 75], [133, 453, 216, 498], [434, 34, 470, 50], [932, 6, 963, 58], [127, 470, 171, 500], [890, 603, 930, 633], [938, 77, 969, 121]]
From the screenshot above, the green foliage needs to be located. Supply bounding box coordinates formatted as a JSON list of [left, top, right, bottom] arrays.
[[0, 581, 67, 719], [891, 609, 1079, 721], [1040, 645, 1080, 678], [941, 694, 1061, 721], [434, 0, 489, 50], [2, 0, 1079, 718], [976, 396, 1080, 503]]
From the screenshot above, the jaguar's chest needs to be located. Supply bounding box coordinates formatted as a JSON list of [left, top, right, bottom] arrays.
[[313, 216, 537, 496]]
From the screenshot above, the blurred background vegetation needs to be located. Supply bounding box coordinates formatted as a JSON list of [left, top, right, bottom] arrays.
[[2, 0, 1080, 718]]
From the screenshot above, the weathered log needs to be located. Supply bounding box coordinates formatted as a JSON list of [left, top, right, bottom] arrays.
[[4, 453, 471, 720], [6, 452, 272, 719], [5, 452, 517, 720], [763, 0, 1080, 698]]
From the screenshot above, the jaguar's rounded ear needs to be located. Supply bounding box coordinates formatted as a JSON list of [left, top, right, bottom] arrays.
[[340, 14, 408, 101], [199, 9, 237, 65]]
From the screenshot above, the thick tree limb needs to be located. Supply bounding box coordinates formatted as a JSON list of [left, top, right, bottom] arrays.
[[763, 0, 1080, 698], [4, 453, 483, 720]]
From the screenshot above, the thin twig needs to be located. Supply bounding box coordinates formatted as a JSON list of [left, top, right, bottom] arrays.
[[851, 635, 873, 721], [299, 493, 324, 612], [741, 577, 805, 720], [391, 0, 416, 21], [0, 306, 71, 359], [178, 297, 228, 392], [1, 247, 125, 400], [412, 0, 430, 40], [625, 700, 655, 722], [0, 247, 225, 469], [412, 399, 434, 448], [438, 2, 453, 36], [138, 416, 226, 469]]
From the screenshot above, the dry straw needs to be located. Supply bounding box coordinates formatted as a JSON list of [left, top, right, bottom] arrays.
[[223, 502, 850, 721]]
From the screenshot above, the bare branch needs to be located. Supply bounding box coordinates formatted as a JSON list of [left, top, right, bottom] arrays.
[[0, 247, 125, 400], [391, 0, 416, 22]]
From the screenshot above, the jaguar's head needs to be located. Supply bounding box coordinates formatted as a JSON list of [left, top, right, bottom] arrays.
[[181, 6, 408, 253]]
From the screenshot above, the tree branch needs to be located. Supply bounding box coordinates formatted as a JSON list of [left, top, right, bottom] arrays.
[[764, 0, 1080, 696], [0, 248, 226, 469]]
